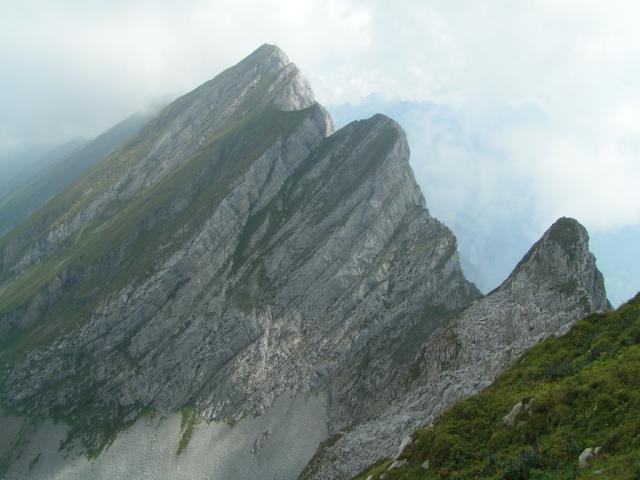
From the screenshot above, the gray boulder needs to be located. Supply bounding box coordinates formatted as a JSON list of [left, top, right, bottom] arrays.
[[578, 447, 601, 467]]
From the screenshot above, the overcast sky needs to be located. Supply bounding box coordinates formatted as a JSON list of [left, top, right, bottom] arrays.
[[1, 0, 639, 302]]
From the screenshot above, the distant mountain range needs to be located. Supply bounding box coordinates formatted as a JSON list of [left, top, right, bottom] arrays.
[[0, 112, 151, 236]]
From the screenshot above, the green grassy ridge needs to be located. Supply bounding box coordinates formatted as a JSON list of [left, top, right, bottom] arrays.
[[0, 106, 314, 359], [355, 293, 640, 480], [0, 114, 149, 236]]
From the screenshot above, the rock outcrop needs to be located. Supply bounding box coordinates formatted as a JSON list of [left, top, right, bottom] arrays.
[[302, 217, 608, 479], [578, 447, 602, 468]]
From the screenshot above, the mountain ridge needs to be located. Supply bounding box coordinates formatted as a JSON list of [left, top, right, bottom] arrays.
[[303, 217, 608, 479], [0, 45, 479, 476], [0, 45, 609, 480], [0, 112, 151, 237]]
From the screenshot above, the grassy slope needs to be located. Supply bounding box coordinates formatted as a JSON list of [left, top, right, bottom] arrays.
[[0, 114, 149, 235], [356, 293, 640, 480]]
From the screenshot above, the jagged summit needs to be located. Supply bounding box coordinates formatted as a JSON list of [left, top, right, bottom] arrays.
[[348, 113, 409, 142], [516, 216, 587, 265], [330, 113, 415, 174], [547, 216, 584, 246], [193, 42, 315, 113]]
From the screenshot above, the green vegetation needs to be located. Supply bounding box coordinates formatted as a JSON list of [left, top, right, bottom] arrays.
[[177, 405, 200, 455], [355, 293, 640, 479], [223, 416, 237, 427], [553, 278, 579, 295], [57, 403, 144, 460]]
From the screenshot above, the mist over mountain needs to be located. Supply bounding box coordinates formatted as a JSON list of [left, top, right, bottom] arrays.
[[3, 3, 639, 308], [0, 140, 86, 202], [328, 96, 640, 307], [3, 93, 636, 307], [0, 113, 151, 236]]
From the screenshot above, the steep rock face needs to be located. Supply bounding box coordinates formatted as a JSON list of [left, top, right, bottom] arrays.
[[0, 44, 478, 468], [303, 217, 608, 479]]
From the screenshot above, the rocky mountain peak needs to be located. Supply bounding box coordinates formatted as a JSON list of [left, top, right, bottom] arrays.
[[190, 43, 316, 114], [506, 216, 608, 311], [244, 43, 291, 71], [0, 45, 480, 475], [0, 46, 614, 480], [0, 45, 327, 279]]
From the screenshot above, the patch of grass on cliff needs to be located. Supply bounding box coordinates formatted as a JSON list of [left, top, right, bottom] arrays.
[[177, 405, 200, 455], [54, 402, 148, 460], [355, 293, 640, 480]]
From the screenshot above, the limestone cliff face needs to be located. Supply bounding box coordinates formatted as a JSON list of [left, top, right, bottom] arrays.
[[0, 44, 478, 465], [303, 217, 608, 479]]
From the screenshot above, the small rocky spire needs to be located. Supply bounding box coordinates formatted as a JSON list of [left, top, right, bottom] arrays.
[[506, 217, 608, 311]]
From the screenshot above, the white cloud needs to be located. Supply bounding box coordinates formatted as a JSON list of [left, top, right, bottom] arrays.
[[1, 0, 639, 233]]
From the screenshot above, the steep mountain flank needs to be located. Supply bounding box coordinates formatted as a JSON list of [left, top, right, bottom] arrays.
[[0, 140, 86, 204], [355, 293, 640, 479], [0, 113, 151, 236], [303, 217, 608, 479], [0, 45, 479, 477]]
